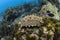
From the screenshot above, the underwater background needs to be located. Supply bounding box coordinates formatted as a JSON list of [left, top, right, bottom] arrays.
[[0, 0, 60, 21], [0, 0, 40, 21], [0, 0, 60, 40]]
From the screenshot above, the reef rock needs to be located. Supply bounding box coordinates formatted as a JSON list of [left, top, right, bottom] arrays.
[[14, 14, 60, 40], [40, 2, 59, 20]]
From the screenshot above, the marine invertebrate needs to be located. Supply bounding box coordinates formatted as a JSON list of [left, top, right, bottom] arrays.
[[14, 14, 60, 40], [0, 0, 60, 40]]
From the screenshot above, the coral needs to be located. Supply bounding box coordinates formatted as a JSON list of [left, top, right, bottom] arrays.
[[14, 14, 60, 40], [0, 0, 60, 40], [40, 2, 59, 20]]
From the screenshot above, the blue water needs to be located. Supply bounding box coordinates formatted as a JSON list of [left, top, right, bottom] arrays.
[[0, 0, 60, 21], [0, 0, 39, 21]]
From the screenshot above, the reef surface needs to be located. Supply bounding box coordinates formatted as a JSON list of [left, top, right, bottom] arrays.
[[0, 0, 60, 40]]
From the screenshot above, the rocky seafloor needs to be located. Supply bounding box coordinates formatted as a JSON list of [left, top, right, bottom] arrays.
[[0, 0, 60, 40]]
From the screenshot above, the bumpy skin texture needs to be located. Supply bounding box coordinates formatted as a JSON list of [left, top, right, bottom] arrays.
[[14, 15, 60, 40]]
